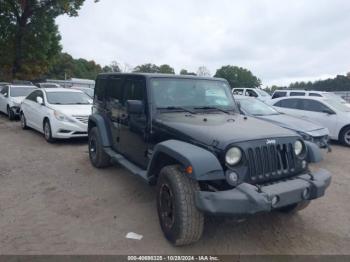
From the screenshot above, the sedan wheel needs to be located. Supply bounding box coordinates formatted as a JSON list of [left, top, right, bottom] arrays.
[[20, 113, 28, 129], [340, 127, 350, 147], [44, 121, 54, 143], [344, 130, 350, 146]]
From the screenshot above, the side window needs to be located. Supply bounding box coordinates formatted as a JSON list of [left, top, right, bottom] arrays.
[[245, 89, 258, 97], [95, 78, 108, 101], [272, 91, 286, 99], [123, 78, 145, 106], [26, 91, 38, 101], [106, 77, 124, 104], [278, 98, 301, 109], [1, 86, 8, 96], [309, 93, 322, 97], [290, 92, 305, 96], [300, 99, 330, 113], [233, 89, 244, 95]]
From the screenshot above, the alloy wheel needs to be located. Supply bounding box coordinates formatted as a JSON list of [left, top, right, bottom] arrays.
[[345, 130, 350, 146], [44, 122, 51, 140]]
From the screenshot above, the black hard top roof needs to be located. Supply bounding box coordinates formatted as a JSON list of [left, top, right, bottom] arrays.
[[97, 72, 226, 82]]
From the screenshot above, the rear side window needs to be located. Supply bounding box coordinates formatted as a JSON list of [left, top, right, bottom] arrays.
[[106, 76, 124, 103], [290, 92, 305, 96], [95, 78, 108, 101], [309, 93, 322, 97], [274, 98, 300, 109], [299, 99, 330, 113], [272, 91, 286, 99], [245, 89, 258, 97]]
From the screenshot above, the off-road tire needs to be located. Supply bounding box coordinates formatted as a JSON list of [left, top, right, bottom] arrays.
[[43, 120, 55, 143], [157, 165, 204, 246], [7, 106, 15, 121], [339, 126, 350, 147], [88, 127, 111, 168], [20, 112, 28, 130], [278, 200, 311, 214]]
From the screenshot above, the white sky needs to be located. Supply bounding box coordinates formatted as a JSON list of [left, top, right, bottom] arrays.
[[56, 0, 350, 86]]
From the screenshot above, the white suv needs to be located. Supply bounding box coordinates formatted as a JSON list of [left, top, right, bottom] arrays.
[[232, 88, 271, 103]]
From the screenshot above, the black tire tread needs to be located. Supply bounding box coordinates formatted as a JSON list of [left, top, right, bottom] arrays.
[[89, 127, 111, 168], [158, 165, 204, 246]]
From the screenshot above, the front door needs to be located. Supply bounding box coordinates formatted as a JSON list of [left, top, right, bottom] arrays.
[[117, 76, 149, 168]]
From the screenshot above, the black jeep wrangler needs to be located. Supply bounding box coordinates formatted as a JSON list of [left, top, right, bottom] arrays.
[[88, 73, 332, 246]]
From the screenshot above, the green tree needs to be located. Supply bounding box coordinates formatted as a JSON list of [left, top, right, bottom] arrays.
[[214, 65, 261, 89], [133, 63, 160, 73], [158, 64, 175, 74], [102, 61, 121, 73], [180, 69, 196, 76], [0, 0, 92, 80]]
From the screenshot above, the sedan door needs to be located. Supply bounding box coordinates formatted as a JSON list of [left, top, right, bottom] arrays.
[[30, 90, 46, 130]]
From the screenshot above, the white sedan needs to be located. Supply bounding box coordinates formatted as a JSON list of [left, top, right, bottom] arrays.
[[0, 85, 37, 120], [20, 88, 92, 142], [270, 96, 350, 146]]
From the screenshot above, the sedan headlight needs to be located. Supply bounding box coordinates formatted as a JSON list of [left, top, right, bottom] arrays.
[[54, 110, 75, 123], [225, 147, 242, 166], [294, 140, 304, 156]]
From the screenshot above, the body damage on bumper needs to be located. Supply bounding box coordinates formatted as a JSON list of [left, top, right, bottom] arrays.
[[195, 169, 331, 216]]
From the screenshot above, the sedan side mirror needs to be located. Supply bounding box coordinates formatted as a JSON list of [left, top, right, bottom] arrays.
[[3, 93, 8, 97], [36, 97, 44, 105], [126, 100, 143, 114]]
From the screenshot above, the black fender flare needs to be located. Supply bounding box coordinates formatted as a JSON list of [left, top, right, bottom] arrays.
[[88, 114, 112, 147], [147, 140, 225, 181], [305, 141, 323, 163]]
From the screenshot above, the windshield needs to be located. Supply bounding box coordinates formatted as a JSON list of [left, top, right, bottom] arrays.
[[255, 89, 270, 97], [10, 87, 37, 97], [81, 88, 94, 98], [151, 78, 236, 111], [324, 99, 350, 112], [46, 91, 92, 105], [238, 98, 279, 116]]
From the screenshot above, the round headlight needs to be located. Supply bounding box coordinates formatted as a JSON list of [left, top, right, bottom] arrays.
[[225, 147, 242, 166], [294, 140, 304, 156]]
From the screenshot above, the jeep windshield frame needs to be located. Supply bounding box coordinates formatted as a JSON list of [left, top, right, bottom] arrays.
[[149, 77, 237, 114]]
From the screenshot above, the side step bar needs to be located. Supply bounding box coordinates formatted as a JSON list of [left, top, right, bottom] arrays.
[[104, 148, 148, 181]]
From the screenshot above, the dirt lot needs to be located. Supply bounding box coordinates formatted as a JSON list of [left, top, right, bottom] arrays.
[[0, 113, 349, 255]]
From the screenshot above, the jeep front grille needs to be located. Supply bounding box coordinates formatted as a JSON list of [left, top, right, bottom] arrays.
[[247, 143, 297, 183]]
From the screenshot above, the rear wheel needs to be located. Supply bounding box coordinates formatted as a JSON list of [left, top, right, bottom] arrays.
[[44, 120, 55, 143], [278, 200, 310, 214], [340, 126, 350, 147], [7, 106, 15, 121], [157, 165, 204, 246], [88, 127, 111, 168], [20, 112, 28, 130]]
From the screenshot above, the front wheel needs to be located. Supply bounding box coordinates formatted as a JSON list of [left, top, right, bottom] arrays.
[[88, 127, 111, 168], [7, 106, 15, 121], [20, 112, 28, 130], [157, 165, 204, 246], [44, 120, 55, 143], [340, 126, 350, 147]]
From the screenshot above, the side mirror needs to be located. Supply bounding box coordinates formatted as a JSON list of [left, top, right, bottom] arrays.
[[3, 93, 8, 97], [36, 97, 44, 105], [126, 100, 143, 114]]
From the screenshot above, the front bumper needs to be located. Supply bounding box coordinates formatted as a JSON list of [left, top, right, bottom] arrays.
[[51, 120, 88, 138], [195, 169, 331, 216], [10, 106, 20, 116]]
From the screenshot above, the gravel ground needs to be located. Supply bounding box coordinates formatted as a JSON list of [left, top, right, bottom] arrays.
[[0, 113, 349, 255]]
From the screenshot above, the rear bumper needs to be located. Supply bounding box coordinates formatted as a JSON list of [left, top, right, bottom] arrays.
[[195, 169, 332, 216]]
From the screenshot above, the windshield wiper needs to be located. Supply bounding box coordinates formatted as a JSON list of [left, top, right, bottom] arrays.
[[157, 106, 196, 114], [194, 106, 231, 114]]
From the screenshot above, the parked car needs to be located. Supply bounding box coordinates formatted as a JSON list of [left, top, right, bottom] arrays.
[[232, 87, 271, 103], [0, 85, 37, 120], [270, 96, 350, 146], [234, 96, 330, 150], [271, 90, 350, 108], [88, 73, 331, 246], [0, 82, 10, 91], [20, 88, 92, 142], [36, 83, 61, 88]]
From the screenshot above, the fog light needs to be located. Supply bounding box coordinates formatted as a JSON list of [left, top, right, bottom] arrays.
[[302, 160, 307, 169], [302, 188, 310, 199], [271, 195, 279, 207], [226, 171, 238, 186]]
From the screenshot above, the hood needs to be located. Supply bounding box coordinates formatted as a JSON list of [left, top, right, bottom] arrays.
[[256, 114, 329, 136], [48, 104, 92, 116], [11, 96, 26, 104], [154, 112, 297, 150]]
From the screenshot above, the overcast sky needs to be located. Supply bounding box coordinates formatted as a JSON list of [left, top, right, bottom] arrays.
[[56, 0, 350, 86]]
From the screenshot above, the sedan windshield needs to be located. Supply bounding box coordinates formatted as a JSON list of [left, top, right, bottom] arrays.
[[255, 89, 270, 97], [238, 98, 280, 116], [46, 92, 92, 105], [10, 87, 37, 97], [151, 78, 236, 111]]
